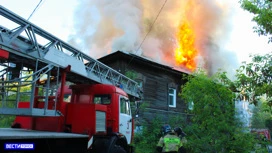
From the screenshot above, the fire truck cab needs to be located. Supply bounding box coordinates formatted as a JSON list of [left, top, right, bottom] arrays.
[[11, 84, 134, 153], [67, 84, 134, 152]]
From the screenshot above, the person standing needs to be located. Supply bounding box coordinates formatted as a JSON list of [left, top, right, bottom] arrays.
[[156, 125, 182, 153], [174, 127, 187, 153]]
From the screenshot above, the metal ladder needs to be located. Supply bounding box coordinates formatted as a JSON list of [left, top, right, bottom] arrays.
[[0, 61, 60, 116], [0, 5, 141, 116]]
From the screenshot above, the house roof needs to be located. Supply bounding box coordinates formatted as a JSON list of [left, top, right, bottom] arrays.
[[98, 50, 190, 75]]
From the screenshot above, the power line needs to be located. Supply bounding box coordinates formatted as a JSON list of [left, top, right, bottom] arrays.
[[27, 0, 44, 20], [127, 0, 168, 66]]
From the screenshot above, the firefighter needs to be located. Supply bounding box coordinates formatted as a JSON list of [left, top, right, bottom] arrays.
[[174, 127, 187, 153], [156, 124, 182, 153]]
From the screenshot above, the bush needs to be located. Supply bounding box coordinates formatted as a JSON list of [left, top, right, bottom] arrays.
[[133, 117, 162, 153], [180, 71, 256, 153]]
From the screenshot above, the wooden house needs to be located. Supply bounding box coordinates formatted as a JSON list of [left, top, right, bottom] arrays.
[[98, 51, 190, 125]]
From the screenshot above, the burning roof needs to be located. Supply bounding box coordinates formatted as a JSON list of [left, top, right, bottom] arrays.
[[98, 50, 191, 75], [70, 0, 238, 76]]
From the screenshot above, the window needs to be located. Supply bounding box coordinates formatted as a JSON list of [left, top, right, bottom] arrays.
[[188, 101, 194, 110], [120, 97, 130, 115], [94, 95, 111, 104], [63, 94, 71, 102], [168, 88, 176, 107], [136, 80, 143, 88]]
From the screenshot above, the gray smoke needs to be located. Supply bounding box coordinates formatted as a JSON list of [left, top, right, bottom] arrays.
[[69, 0, 239, 78], [68, 0, 143, 58]]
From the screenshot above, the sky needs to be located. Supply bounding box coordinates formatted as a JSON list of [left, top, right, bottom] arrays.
[[1, 0, 272, 75]]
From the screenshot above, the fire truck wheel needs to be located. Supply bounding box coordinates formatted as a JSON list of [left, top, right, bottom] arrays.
[[110, 145, 126, 153]]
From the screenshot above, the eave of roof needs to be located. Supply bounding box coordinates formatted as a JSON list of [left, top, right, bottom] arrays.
[[98, 50, 190, 75]]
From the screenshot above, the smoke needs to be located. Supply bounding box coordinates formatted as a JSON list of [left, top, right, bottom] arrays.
[[69, 0, 239, 77], [69, 0, 143, 57], [185, 0, 239, 77]]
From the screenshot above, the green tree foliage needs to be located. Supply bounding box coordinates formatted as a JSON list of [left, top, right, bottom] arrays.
[[125, 70, 138, 80], [251, 99, 271, 129], [133, 117, 162, 153], [235, 53, 272, 106], [0, 82, 32, 127], [265, 119, 272, 132], [0, 96, 16, 127], [240, 0, 272, 42], [0, 93, 17, 127], [180, 70, 256, 153]]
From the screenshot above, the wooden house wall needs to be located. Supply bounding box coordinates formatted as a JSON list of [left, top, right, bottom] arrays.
[[99, 54, 188, 123]]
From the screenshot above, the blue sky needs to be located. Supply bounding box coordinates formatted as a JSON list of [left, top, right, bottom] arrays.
[[1, 0, 272, 64]]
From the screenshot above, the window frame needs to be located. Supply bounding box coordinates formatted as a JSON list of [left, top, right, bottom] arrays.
[[168, 87, 176, 108]]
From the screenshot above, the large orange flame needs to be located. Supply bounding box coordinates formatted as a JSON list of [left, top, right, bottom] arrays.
[[175, 20, 197, 71]]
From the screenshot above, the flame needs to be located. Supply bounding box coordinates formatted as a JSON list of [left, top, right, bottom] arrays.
[[174, 20, 197, 71], [174, 0, 198, 71]]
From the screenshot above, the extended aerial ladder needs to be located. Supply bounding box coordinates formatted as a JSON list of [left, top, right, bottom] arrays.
[[0, 5, 141, 117]]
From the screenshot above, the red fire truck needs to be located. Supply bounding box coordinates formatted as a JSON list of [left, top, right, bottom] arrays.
[[0, 6, 141, 153]]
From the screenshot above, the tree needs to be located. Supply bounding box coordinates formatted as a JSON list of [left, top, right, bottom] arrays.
[[240, 0, 272, 42], [235, 53, 272, 106], [238, 0, 272, 106], [180, 70, 255, 153], [251, 98, 271, 129]]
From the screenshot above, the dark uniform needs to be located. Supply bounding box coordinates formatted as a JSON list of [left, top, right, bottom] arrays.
[[174, 127, 187, 153]]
